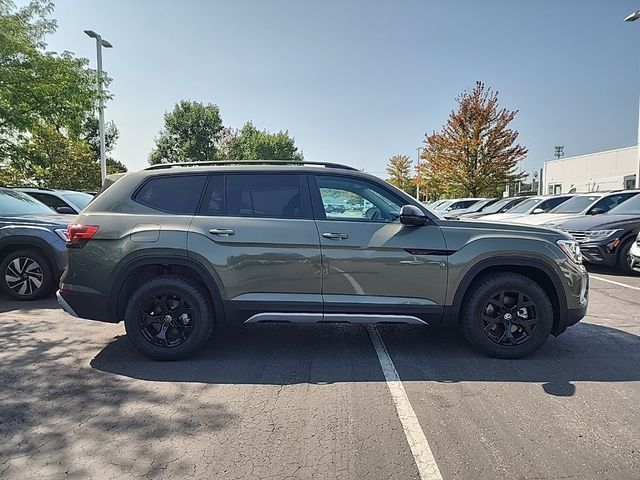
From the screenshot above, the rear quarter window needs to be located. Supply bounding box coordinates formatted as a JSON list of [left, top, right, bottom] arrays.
[[134, 175, 207, 214]]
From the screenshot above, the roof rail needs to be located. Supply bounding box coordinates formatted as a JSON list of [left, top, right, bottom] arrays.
[[144, 160, 359, 171]]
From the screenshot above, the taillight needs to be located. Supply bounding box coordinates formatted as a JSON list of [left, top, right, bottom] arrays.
[[66, 224, 100, 248]]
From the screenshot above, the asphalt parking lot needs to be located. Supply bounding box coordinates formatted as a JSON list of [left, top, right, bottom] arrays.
[[1, 267, 639, 480]]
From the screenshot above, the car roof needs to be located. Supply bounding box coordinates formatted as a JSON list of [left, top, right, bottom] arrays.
[[16, 187, 81, 194]]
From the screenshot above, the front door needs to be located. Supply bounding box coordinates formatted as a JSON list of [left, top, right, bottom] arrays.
[[188, 172, 323, 321], [310, 174, 448, 324]]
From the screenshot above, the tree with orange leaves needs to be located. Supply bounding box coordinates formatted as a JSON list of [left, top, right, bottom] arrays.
[[420, 82, 527, 198]]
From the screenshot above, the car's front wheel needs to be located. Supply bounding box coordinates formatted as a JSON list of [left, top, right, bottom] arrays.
[[461, 272, 554, 359], [0, 249, 54, 300], [617, 238, 639, 276], [124, 275, 214, 361]]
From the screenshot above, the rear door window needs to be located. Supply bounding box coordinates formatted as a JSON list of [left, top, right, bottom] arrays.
[[225, 174, 310, 219], [134, 175, 207, 214]]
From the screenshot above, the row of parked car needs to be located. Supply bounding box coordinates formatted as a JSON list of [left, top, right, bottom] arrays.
[[426, 190, 640, 274]]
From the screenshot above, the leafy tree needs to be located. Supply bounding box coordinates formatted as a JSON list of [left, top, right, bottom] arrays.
[[221, 122, 303, 161], [148, 100, 223, 164], [12, 124, 101, 190], [386, 154, 414, 194], [0, 0, 109, 187], [80, 116, 127, 173], [421, 81, 527, 197], [0, 0, 105, 150]]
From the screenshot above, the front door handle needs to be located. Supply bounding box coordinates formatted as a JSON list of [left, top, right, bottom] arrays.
[[209, 228, 235, 236], [322, 232, 348, 240]]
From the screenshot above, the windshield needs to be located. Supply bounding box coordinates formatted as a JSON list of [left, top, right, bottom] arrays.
[[607, 193, 640, 215], [506, 198, 541, 214], [0, 189, 55, 215], [465, 199, 492, 213], [549, 195, 599, 214], [482, 198, 514, 214], [62, 192, 93, 209], [434, 200, 452, 211]]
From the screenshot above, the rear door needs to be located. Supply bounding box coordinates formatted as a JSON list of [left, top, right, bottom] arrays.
[[188, 172, 323, 321], [310, 173, 448, 324]]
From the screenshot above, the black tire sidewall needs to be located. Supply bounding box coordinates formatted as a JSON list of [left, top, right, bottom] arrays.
[[462, 274, 554, 359], [0, 249, 54, 301], [618, 239, 638, 275], [124, 276, 213, 361]]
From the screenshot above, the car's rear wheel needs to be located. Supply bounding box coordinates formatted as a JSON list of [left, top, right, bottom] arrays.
[[461, 273, 554, 359], [124, 275, 214, 361], [0, 249, 54, 301], [617, 238, 639, 276]]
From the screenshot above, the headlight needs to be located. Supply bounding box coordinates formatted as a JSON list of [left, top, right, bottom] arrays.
[[581, 229, 622, 242], [557, 239, 583, 264], [54, 228, 69, 242]]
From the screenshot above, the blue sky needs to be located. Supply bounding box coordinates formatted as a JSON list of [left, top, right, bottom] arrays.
[[37, 0, 640, 177]]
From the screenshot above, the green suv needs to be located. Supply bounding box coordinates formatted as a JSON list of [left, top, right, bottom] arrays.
[[57, 162, 588, 360]]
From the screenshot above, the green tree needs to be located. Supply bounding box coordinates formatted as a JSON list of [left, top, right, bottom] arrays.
[[421, 82, 527, 197], [386, 154, 414, 194], [13, 124, 101, 190], [0, 0, 109, 187], [223, 122, 303, 161], [0, 0, 105, 153], [148, 100, 223, 164], [80, 116, 127, 173]]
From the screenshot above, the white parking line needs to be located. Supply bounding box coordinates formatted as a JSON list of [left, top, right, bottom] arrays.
[[367, 325, 444, 480], [591, 275, 640, 291]]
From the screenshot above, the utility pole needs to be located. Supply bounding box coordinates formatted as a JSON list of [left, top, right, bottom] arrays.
[[554, 145, 565, 160]]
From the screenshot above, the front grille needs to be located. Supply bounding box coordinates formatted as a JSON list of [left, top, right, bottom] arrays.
[[566, 230, 588, 242]]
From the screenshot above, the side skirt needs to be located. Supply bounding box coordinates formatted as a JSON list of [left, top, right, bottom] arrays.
[[244, 312, 429, 325]]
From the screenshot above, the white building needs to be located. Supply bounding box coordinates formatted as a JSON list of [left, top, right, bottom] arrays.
[[543, 146, 638, 194]]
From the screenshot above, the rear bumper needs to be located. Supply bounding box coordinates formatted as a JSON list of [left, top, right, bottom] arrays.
[[57, 288, 116, 323]]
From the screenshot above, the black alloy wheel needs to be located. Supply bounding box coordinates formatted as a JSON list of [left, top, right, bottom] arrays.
[[481, 290, 538, 346], [139, 293, 196, 348]]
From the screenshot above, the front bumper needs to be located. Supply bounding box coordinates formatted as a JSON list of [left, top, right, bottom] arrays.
[[577, 242, 618, 266]]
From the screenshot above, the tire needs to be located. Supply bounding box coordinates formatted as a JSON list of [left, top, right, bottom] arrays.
[[124, 275, 214, 361], [461, 272, 554, 359], [617, 238, 639, 276], [0, 249, 54, 301]]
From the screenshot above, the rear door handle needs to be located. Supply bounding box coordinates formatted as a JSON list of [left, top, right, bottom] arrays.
[[322, 232, 348, 240], [209, 228, 235, 236]]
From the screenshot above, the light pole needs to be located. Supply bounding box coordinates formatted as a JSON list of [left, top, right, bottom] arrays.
[[415, 147, 423, 201], [624, 11, 640, 188], [84, 30, 112, 186]]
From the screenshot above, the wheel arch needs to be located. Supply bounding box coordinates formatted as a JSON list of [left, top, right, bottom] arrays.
[[0, 236, 58, 275], [109, 255, 225, 323], [450, 257, 567, 334]]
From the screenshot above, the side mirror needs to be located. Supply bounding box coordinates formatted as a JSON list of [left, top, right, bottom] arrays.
[[532, 208, 545, 215], [55, 206, 76, 214], [589, 207, 605, 215], [399, 205, 428, 226]]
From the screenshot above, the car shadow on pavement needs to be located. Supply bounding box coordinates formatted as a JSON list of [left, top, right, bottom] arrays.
[[91, 321, 640, 397], [0, 314, 237, 478]]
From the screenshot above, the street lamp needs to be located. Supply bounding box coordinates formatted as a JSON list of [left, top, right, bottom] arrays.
[[84, 30, 113, 186], [415, 147, 423, 202], [624, 12, 640, 188]]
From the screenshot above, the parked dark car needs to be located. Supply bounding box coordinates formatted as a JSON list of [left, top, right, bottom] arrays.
[[554, 193, 640, 274], [0, 188, 74, 299]]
